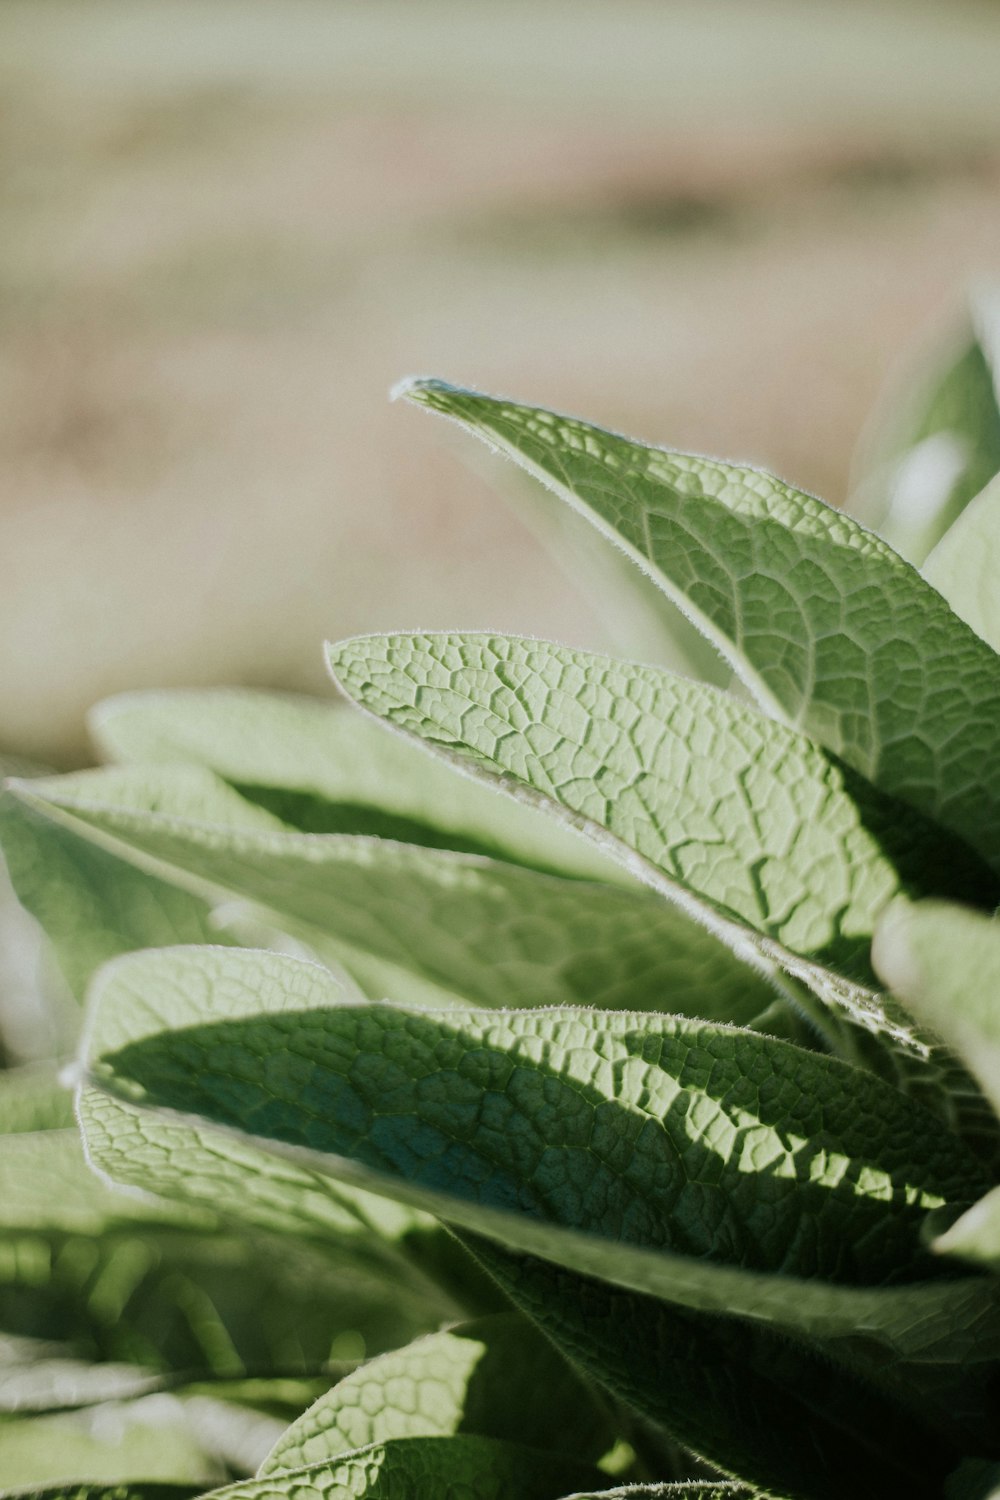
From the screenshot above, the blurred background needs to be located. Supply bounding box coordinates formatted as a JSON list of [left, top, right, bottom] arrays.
[[3, 0, 1000, 765]]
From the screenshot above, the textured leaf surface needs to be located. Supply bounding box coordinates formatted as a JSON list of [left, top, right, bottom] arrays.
[[260, 1314, 612, 1474], [12, 767, 776, 1026], [215, 1435, 600, 1500], [401, 380, 1000, 872], [90, 688, 617, 884], [327, 631, 995, 1057], [80, 947, 1000, 1363], [923, 472, 1000, 652]]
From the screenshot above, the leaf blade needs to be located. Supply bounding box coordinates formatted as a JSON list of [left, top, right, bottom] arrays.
[[400, 379, 1000, 873]]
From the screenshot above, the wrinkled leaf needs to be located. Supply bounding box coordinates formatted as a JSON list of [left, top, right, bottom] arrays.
[[90, 688, 617, 885], [327, 630, 995, 1067], [260, 1313, 614, 1475], [79, 947, 1000, 1367], [399, 380, 1000, 875]]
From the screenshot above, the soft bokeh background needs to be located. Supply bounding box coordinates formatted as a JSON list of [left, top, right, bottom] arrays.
[[4, 0, 1000, 763]]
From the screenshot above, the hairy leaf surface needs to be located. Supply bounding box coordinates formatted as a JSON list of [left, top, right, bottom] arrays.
[[327, 631, 996, 1061], [400, 380, 1000, 873], [90, 688, 618, 884], [79, 947, 1000, 1364]]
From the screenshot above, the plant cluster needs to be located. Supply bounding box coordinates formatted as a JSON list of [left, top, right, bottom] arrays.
[[1, 310, 1000, 1500]]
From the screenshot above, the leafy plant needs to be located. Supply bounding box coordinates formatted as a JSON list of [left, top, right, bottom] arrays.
[[3, 358, 1000, 1500]]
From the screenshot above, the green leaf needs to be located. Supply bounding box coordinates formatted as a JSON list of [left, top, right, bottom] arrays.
[[0, 1485, 200, 1500], [0, 1129, 433, 1376], [873, 901, 1000, 1122], [852, 295, 1000, 564], [399, 379, 1000, 875], [0, 1065, 76, 1134], [923, 472, 1000, 653], [214, 1436, 602, 1500], [326, 630, 995, 1057], [90, 688, 619, 885], [0, 785, 225, 1002], [0, 1402, 226, 1490], [932, 1186, 1000, 1272], [0, 1340, 163, 1414], [9, 766, 780, 1028], [496, 465, 728, 686], [259, 1314, 614, 1475], [474, 1246, 961, 1500], [80, 947, 1000, 1366]]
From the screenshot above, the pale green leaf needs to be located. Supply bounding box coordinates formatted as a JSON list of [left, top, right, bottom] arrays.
[[80, 947, 1000, 1366], [0, 1400, 225, 1490], [259, 1313, 613, 1475], [10, 767, 779, 1028], [0, 1065, 76, 1134], [400, 379, 1000, 873], [923, 472, 1000, 653], [497, 465, 727, 685], [0, 1342, 162, 1414], [852, 294, 1000, 564], [326, 630, 996, 1060], [90, 688, 618, 884], [872, 901, 1000, 1122], [932, 1186, 1000, 1272], [0, 787, 225, 1002]]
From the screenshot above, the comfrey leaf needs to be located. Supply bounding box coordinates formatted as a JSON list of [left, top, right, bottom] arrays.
[[398, 380, 1000, 876], [79, 947, 999, 1365]]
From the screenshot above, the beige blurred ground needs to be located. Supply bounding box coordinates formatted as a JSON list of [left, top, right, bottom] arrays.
[[3, 0, 1000, 762]]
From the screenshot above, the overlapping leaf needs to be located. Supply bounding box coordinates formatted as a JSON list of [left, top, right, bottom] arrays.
[[0, 1128, 431, 1376], [327, 630, 996, 1067], [9, 766, 779, 1027], [89, 687, 618, 884], [217, 1436, 603, 1500], [260, 1313, 614, 1476], [399, 379, 1000, 874], [851, 295, 1000, 563], [467, 1241, 964, 1500], [873, 900, 1000, 1270], [0, 785, 225, 1002], [78, 946, 1000, 1366], [923, 473, 1000, 653]]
